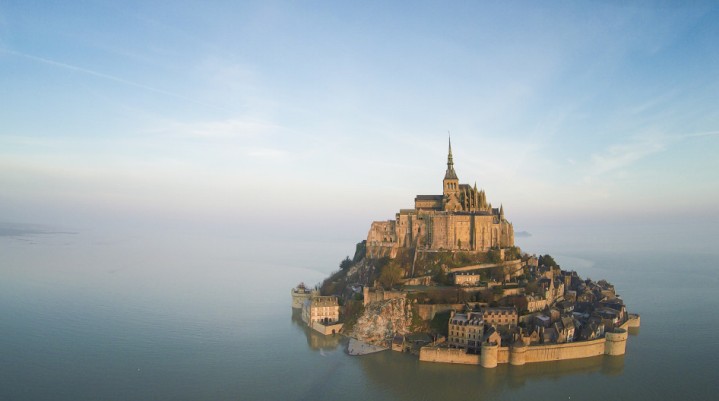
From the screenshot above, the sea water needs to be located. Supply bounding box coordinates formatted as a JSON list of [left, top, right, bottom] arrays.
[[1, 222, 717, 400]]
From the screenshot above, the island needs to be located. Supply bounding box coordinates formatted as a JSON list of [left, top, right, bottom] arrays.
[[292, 138, 639, 368]]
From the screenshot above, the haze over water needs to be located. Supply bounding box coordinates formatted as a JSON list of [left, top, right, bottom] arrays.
[[2, 2, 718, 399], [2, 221, 717, 400]]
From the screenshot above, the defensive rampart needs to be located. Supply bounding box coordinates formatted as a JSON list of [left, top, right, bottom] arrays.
[[420, 347, 480, 365], [419, 329, 629, 367]]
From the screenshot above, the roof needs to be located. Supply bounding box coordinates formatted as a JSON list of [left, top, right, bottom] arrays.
[[310, 296, 339, 307], [415, 195, 443, 201]]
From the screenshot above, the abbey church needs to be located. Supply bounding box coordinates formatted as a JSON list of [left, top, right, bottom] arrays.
[[367, 139, 515, 258]]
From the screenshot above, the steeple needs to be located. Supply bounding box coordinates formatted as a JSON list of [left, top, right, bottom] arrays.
[[445, 134, 458, 180], [442, 134, 460, 211]]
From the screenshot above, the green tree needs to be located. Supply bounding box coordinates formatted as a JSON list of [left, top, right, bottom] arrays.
[[490, 266, 506, 282], [539, 254, 558, 268], [505, 246, 521, 261], [339, 256, 352, 270], [488, 249, 503, 264], [433, 268, 453, 286], [379, 263, 403, 289], [353, 241, 367, 262]]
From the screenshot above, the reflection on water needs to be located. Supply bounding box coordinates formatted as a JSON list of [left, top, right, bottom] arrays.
[[291, 298, 626, 401], [291, 309, 344, 352], [350, 344, 624, 400]]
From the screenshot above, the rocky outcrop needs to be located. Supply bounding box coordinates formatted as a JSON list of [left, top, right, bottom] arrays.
[[350, 297, 413, 346]]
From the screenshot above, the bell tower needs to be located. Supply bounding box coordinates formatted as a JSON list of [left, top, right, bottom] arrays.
[[443, 135, 461, 211]]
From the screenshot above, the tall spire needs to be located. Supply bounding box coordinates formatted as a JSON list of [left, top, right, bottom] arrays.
[[444, 132, 458, 180]]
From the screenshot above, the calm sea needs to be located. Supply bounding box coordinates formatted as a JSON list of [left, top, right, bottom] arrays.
[[1, 222, 718, 400]]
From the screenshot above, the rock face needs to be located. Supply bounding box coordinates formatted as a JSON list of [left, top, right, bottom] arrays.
[[351, 297, 413, 346]]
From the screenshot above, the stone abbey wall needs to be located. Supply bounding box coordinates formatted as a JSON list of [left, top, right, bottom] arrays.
[[365, 140, 517, 259], [368, 212, 514, 257]]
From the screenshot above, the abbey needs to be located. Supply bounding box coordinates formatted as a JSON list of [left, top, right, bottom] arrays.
[[367, 139, 515, 258]]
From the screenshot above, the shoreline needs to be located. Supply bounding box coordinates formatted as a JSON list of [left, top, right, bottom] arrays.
[[347, 338, 389, 356]]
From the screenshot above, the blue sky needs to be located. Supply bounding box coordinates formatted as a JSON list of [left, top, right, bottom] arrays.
[[1, 1, 717, 239]]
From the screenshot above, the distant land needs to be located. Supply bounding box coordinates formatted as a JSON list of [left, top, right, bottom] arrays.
[[293, 139, 639, 368], [515, 231, 532, 238], [0, 222, 77, 237]]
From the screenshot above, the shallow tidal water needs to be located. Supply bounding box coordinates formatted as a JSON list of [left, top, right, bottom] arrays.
[[1, 223, 718, 400]]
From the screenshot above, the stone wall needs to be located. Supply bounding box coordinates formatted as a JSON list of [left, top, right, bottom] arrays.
[[413, 303, 464, 321], [363, 287, 406, 307], [521, 339, 605, 363], [420, 333, 627, 368], [419, 347, 480, 365], [449, 259, 522, 273], [311, 322, 343, 336], [401, 275, 432, 286]]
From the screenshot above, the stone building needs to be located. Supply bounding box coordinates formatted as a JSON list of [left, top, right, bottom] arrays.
[[291, 282, 312, 309], [302, 295, 340, 325], [454, 272, 483, 286], [448, 311, 485, 353], [366, 139, 515, 258], [508, 294, 547, 313], [480, 307, 518, 328]]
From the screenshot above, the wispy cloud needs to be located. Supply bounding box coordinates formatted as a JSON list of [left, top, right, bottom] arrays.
[[139, 118, 290, 161], [588, 128, 718, 178], [590, 135, 667, 176], [147, 118, 281, 140], [682, 130, 719, 138], [0, 49, 230, 112]]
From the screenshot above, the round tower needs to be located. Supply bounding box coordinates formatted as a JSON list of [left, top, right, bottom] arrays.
[[480, 342, 499, 368], [509, 341, 527, 366], [604, 328, 628, 356]]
